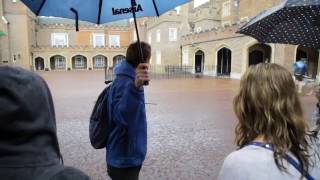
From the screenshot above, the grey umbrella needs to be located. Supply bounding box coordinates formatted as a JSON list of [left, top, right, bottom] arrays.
[[238, 0, 320, 48]]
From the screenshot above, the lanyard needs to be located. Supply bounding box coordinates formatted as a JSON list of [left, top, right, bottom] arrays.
[[247, 142, 315, 180]]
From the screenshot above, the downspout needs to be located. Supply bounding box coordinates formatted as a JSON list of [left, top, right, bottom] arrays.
[[2, 16, 11, 64]]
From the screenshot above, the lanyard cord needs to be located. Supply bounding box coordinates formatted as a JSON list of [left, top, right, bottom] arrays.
[[247, 142, 315, 180]]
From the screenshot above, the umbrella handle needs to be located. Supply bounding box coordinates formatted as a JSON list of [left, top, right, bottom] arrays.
[[131, 0, 149, 86]]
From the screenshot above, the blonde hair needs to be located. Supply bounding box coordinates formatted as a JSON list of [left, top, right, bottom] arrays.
[[234, 63, 310, 175]]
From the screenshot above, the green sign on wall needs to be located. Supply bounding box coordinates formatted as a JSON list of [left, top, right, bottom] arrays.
[[0, 30, 7, 37]]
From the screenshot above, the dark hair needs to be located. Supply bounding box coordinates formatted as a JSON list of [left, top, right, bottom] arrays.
[[126, 41, 151, 68]]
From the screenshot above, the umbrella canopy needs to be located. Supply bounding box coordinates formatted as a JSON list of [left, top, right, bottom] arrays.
[[21, 0, 189, 24], [238, 0, 320, 48]]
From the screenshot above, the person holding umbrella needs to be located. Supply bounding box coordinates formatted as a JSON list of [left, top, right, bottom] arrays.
[[106, 41, 151, 180]]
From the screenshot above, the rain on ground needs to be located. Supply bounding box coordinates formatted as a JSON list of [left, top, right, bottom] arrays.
[[40, 71, 315, 180]]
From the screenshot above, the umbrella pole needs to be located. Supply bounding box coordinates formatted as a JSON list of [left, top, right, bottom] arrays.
[[131, 0, 149, 85]]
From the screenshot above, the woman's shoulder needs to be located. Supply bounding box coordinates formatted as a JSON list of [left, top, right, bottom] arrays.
[[218, 146, 280, 180]]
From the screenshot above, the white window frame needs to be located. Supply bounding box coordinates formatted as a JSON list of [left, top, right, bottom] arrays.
[[156, 29, 161, 42], [54, 56, 65, 69], [93, 33, 105, 48], [94, 55, 106, 68], [148, 33, 152, 44], [156, 50, 161, 65], [51, 33, 68, 47], [222, 0, 231, 17], [114, 56, 125, 65], [182, 48, 189, 65], [109, 35, 121, 48], [169, 28, 178, 42], [74, 56, 85, 68], [12, 54, 17, 63]]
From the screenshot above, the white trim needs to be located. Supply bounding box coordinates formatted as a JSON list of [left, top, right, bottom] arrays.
[[169, 28, 177, 42], [156, 29, 161, 42], [109, 35, 121, 48], [231, 72, 241, 79], [51, 33, 68, 47], [156, 50, 161, 65], [222, 0, 231, 17], [92, 33, 105, 48]]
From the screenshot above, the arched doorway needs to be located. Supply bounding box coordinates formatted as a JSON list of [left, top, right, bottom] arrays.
[[113, 55, 125, 67], [93, 55, 108, 69], [72, 55, 87, 69], [217, 48, 232, 76], [248, 44, 271, 66], [35, 57, 44, 71], [50, 55, 66, 70], [195, 50, 204, 73], [296, 46, 319, 78]]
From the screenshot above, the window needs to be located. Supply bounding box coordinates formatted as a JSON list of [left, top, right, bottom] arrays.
[[183, 48, 189, 65], [54, 56, 65, 69], [75, 56, 85, 68], [156, 30, 161, 42], [109, 35, 120, 48], [93, 33, 105, 47], [169, 28, 177, 42], [12, 54, 17, 62], [94, 56, 106, 68], [194, 0, 209, 8], [148, 33, 152, 44], [222, 1, 231, 17], [51, 33, 68, 47], [156, 50, 161, 65]]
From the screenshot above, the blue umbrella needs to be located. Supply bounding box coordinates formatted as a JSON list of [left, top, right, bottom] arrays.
[[21, 0, 190, 84]]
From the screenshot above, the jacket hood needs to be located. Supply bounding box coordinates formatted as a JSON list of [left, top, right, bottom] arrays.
[[0, 66, 61, 167], [114, 60, 136, 79]]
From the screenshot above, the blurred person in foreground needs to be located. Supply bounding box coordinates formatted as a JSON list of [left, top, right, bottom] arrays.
[[0, 66, 89, 180], [218, 63, 319, 180]]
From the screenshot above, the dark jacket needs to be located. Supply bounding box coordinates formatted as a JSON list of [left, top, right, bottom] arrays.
[[0, 66, 90, 180], [106, 61, 147, 168]]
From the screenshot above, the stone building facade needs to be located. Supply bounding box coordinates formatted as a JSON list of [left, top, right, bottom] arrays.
[[1, 0, 319, 79]]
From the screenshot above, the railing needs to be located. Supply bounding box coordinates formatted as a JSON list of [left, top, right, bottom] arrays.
[[104, 65, 220, 82]]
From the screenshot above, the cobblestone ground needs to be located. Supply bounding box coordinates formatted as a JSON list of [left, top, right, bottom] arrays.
[[39, 71, 316, 180]]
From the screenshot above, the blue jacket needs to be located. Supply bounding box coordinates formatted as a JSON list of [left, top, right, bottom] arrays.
[[106, 60, 147, 168], [293, 60, 308, 75]]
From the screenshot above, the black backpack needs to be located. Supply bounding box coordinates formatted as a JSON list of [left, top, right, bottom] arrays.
[[89, 81, 112, 149]]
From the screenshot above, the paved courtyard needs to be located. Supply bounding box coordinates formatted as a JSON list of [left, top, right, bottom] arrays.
[[39, 71, 315, 180]]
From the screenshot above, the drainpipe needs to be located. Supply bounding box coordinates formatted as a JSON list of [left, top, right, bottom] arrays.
[[2, 16, 11, 65], [180, 45, 183, 67]]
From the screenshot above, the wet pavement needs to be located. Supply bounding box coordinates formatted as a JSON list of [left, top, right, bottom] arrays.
[[39, 71, 316, 180]]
